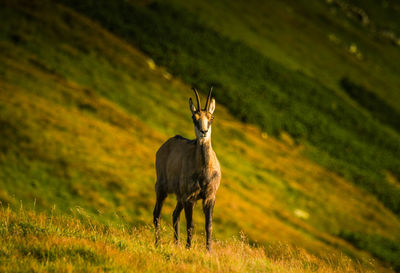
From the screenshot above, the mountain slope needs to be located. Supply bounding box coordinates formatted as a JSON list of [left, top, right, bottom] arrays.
[[0, 0, 400, 271], [57, 0, 400, 216]]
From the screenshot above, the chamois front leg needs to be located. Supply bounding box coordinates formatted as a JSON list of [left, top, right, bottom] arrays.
[[203, 198, 215, 252], [172, 201, 184, 244], [184, 201, 195, 248], [153, 190, 167, 246]]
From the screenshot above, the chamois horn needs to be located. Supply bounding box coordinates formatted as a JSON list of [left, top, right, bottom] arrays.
[[192, 87, 201, 110], [204, 86, 213, 111]]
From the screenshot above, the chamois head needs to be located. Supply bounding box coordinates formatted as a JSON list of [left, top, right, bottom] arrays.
[[189, 87, 216, 140]]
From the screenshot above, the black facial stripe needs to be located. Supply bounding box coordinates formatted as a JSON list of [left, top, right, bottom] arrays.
[[207, 116, 214, 129], [192, 115, 201, 131], [192, 115, 200, 131], [208, 117, 214, 127]]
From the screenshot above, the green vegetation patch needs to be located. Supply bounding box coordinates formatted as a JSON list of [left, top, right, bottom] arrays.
[[340, 77, 400, 132], [339, 230, 400, 271]]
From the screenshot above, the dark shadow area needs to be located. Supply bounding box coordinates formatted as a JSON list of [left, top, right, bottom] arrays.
[[339, 230, 400, 271], [340, 77, 400, 132]]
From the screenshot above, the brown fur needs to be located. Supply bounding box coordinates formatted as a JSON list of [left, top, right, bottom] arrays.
[[156, 135, 220, 204], [153, 88, 221, 251]]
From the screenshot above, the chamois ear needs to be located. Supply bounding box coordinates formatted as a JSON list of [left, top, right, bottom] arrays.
[[189, 98, 197, 114], [208, 98, 216, 114]]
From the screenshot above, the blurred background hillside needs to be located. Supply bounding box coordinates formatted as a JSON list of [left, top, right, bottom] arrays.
[[0, 0, 399, 271]]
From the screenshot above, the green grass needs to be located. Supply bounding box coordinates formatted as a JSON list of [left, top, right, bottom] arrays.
[[339, 230, 400, 271], [340, 77, 400, 132], [56, 0, 400, 215]]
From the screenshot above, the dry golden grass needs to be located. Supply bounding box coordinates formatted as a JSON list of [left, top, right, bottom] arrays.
[[0, 208, 380, 273]]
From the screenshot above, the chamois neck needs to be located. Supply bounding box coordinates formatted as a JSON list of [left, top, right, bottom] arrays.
[[196, 137, 213, 166], [197, 136, 212, 146]]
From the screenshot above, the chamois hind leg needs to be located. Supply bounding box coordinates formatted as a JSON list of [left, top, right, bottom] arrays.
[[153, 188, 167, 246], [203, 198, 215, 252], [184, 201, 195, 248], [172, 201, 184, 244]]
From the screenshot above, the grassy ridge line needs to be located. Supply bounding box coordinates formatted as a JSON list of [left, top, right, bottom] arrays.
[[0, 208, 380, 273], [56, 0, 400, 215]]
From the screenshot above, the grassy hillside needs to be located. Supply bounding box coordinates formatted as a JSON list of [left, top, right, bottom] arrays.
[[0, 0, 400, 271], [56, 0, 400, 216]]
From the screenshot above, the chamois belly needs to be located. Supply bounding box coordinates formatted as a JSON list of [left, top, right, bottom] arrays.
[[177, 170, 219, 202]]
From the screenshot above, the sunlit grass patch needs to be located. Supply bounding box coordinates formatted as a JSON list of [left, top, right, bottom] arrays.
[[0, 208, 380, 273]]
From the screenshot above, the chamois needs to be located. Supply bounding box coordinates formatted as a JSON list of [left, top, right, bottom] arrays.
[[153, 87, 221, 251]]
